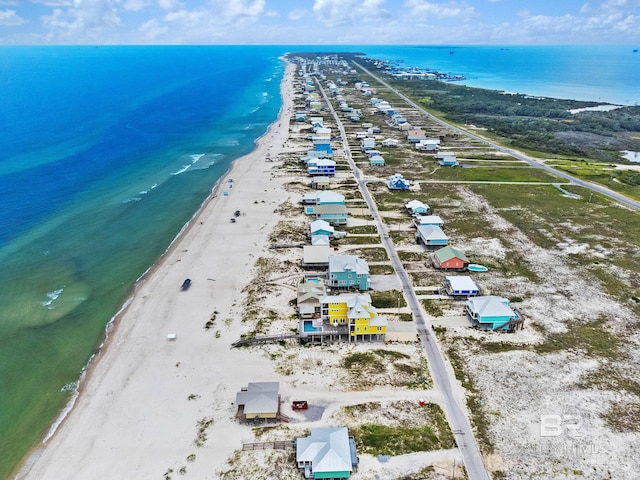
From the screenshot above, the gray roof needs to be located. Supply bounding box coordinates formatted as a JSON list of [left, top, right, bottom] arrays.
[[328, 254, 369, 275], [314, 204, 349, 215], [235, 382, 279, 415], [303, 245, 333, 265], [466, 296, 516, 318], [296, 427, 353, 475], [417, 225, 448, 241], [445, 276, 478, 292]]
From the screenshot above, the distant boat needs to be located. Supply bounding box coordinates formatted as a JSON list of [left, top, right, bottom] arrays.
[[181, 278, 192, 290], [634, 49, 639, 53], [449, 50, 455, 55]]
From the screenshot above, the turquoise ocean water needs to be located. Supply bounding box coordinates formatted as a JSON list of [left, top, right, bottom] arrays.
[[0, 44, 638, 475], [0, 45, 286, 475]]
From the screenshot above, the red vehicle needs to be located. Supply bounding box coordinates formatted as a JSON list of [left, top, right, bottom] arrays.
[[292, 400, 308, 410]]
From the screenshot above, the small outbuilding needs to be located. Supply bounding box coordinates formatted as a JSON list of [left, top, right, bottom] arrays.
[[235, 382, 282, 423]]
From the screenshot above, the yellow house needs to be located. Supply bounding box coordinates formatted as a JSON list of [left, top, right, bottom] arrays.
[[320, 294, 387, 342]]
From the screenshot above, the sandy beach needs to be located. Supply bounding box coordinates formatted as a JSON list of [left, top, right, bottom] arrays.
[[20, 61, 302, 479]]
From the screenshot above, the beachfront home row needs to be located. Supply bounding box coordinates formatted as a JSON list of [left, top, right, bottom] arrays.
[[465, 296, 523, 331], [296, 428, 358, 479]]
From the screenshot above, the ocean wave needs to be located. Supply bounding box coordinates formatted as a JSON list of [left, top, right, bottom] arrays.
[[139, 183, 158, 195], [171, 164, 191, 176], [190, 153, 205, 163], [122, 196, 142, 203], [41, 287, 64, 309]]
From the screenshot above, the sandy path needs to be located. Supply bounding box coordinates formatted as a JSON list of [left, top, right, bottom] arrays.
[[21, 62, 298, 480]]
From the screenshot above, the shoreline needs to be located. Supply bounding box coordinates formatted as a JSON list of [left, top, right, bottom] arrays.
[[16, 58, 296, 479]]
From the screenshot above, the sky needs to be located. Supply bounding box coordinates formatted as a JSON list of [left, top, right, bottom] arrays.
[[0, 0, 639, 45]]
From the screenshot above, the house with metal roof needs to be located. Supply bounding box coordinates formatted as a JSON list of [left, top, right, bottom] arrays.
[[416, 225, 448, 249], [405, 199, 430, 216], [387, 173, 411, 190], [297, 278, 327, 320], [302, 245, 333, 269], [327, 254, 370, 291], [465, 296, 522, 331], [414, 215, 444, 227], [296, 427, 358, 479], [319, 293, 387, 342], [443, 275, 479, 297], [308, 159, 336, 177], [369, 154, 385, 166], [312, 204, 349, 226], [308, 219, 335, 238], [235, 382, 282, 423], [432, 245, 469, 271]]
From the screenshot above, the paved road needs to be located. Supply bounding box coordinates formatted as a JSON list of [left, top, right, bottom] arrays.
[[316, 79, 491, 480], [354, 63, 640, 212]]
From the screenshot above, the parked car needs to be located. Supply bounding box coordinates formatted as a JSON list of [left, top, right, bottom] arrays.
[[181, 278, 191, 290]]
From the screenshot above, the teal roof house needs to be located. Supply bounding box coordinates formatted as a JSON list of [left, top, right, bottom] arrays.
[[327, 254, 370, 290], [405, 199, 430, 216], [465, 296, 521, 331], [308, 219, 335, 238], [296, 427, 358, 479]]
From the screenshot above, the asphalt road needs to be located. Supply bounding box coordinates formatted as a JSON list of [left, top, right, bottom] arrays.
[[354, 63, 640, 212], [316, 78, 491, 480]]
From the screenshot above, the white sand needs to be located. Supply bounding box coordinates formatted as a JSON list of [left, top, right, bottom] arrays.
[[22, 62, 300, 479]]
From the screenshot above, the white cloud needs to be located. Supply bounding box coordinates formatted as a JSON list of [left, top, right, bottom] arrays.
[[123, 0, 152, 11], [138, 17, 168, 39], [312, 0, 390, 27], [30, 0, 73, 6], [41, 0, 121, 41], [404, 0, 476, 19], [157, 0, 181, 10], [0, 8, 25, 25], [288, 8, 307, 21]]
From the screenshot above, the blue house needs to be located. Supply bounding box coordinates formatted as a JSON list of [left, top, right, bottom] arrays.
[[465, 296, 521, 331], [308, 159, 336, 176], [369, 155, 385, 166], [405, 200, 430, 216], [327, 254, 370, 290], [387, 173, 411, 190], [416, 225, 448, 248], [308, 219, 335, 238], [443, 276, 479, 296]]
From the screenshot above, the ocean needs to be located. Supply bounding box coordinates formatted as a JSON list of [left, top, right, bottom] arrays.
[[1, 44, 638, 477], [353, 44, 640, 106], [0, 45, 286, 476]]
